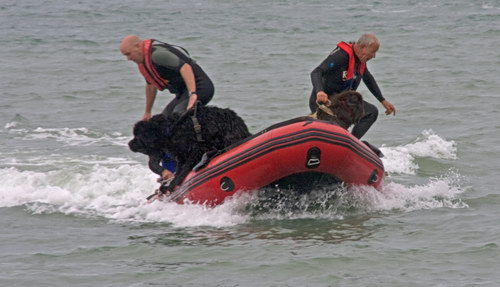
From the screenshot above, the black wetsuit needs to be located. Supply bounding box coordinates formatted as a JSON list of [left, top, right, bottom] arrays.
[[150, 43, 214, 116], [309, 45, 385, 139]]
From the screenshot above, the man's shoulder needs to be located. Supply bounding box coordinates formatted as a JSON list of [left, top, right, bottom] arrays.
[[325, 47, 349, 66], [151, 46, 182, 67], [151, 44, 174, 56], [329, 46, 348, 57]]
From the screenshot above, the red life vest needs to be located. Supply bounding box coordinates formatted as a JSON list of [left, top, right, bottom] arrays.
[[137, 39, 168, 91], [337, 41, 366, 80]]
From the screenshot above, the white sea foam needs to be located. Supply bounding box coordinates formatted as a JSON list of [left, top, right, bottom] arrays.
[[380, 129, 457, 174], [0, 165, 250, 228], [0, 129, 464, 227], [0, 167, 467, 227], [371, 9, 409, 13], [481, 4, 499, 10], [4, 124, 129, 147], [4, 121, 20, 129], [346, 171, 468, 212], [1, 155, 139, 167]]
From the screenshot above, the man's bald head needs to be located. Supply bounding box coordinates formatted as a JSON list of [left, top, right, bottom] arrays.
[[120, 35, 144, 64], [356, 33, 379, 48], [354, 33, 380, 63]]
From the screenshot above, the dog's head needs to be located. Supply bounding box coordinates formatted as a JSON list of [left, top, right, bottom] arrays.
[[128, 115, 166, 156], [316, 91, 364, 129]]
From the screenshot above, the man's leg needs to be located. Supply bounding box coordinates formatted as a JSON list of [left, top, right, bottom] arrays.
[[195, 73, 215, 106], [162, 92, 188, 117], [171, 93, 189, 115], [351, 101, 378, 139]]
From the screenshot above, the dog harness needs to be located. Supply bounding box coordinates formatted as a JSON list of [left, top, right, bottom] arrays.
[[190, 103, 205, 143], [308, 101, 340, 126]]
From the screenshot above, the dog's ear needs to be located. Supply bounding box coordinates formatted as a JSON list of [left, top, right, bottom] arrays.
[[331, 91, 362, 109], [330, 93, 347, 109], [329, 92, 347, 107], [346, 91, 363, 106], [347, 94, 360, 106]]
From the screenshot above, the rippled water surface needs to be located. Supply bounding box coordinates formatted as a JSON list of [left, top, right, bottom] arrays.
[[1, 0, 500, 286]]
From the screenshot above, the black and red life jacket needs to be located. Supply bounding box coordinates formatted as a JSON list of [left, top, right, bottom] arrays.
[[337, 41, 365, 81], [137, 39, 194, 92], [138, 39, 168, 91]]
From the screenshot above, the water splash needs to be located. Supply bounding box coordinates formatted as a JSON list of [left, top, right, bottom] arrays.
[[381, 129, 457, 174], [0, 165, 249, 228], [0, 129, 466, 227], [346, 170, 468, 212], [0, 165, 467, 227]]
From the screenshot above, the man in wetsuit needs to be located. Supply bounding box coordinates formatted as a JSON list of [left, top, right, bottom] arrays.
[[120, 35, 214, 120], [309, 33, 396, 139], [120, 35, 215, 181]]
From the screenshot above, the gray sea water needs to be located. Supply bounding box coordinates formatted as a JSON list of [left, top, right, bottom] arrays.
[[1, 0, 500, 286]]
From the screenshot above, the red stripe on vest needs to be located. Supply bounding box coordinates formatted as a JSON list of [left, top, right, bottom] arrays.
[[337, 41, 366, 79], [138, 39, 168, 91]]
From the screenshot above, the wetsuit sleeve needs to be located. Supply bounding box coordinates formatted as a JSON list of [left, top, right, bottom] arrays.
[[148, 155, 164, 176], [151, 46, 186, 72], [362, 68, 385, 102], [311, 60, 328, 92]]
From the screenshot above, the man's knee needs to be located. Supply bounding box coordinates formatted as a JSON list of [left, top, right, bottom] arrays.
[[363, 102, 379, 123]]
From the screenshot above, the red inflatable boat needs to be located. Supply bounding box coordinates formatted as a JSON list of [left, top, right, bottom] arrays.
[[166, 117, 384, 205]]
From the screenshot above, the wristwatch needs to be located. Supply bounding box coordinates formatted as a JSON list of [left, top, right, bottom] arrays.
[[189, 91, 197, 96]]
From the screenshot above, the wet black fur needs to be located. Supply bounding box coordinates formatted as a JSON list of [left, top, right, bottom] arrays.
[[129, 104, 251, 192], [315, 90, 365, 129]]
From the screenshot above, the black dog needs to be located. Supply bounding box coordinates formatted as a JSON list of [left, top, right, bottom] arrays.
[[129, 103, 251, 193], [314, 90, 365, 129]]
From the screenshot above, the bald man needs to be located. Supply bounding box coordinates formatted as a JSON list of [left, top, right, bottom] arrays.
[[309, 33, 396, 139], [120, 35, 214, 121], [120, 35, 215, 181]]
